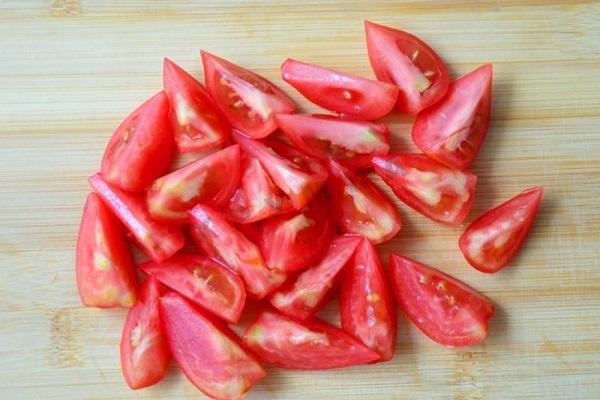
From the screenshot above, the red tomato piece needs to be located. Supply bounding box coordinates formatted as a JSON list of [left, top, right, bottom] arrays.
[[274, 113, 390, 170], [189, 204, 286, 299], [372, 153, 477, 226], [89, 174, 185, 262], [412, 64, 493, 170], [163, 58, 230, 153], [365, 21, 449, 115], [326, 159, 401, 244], [280, 59, 399, 120], [160, 292, 265, 400], [232, 130, 328, 209], [243, 309, 380, 369], [120, 276, 170, 389], [260, 195, 335, 272], [140, 254, 246, 323], [101, 91, 174, 192], [76, 193, 137, 308], [202, 51, 295, 139], [270, 235, 361, 319], [146, 145, 241, 224], [459, 187, 543, 273], [339, 238, 396, 361], [389, 254, 494, 347], [227, 154, 293, 224]]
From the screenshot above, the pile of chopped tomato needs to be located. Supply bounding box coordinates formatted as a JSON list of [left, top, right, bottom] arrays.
[[76, 21, 543, 399]]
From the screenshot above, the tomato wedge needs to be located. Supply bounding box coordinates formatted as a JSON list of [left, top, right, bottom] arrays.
[[146, 145, 241, 224], [161, 292, 265, 400], [163, 58, 230, 153], [412, 64, 493, 170], [120, 276, 170, 389], [202, 51, 295, 138], [140, 254, 246, 323], [232, 130, 328, 210], [227, 154, 292, 224], [76, 193, 137, 308], [189, 204, 285, 299], [365, 21, 449, 115], [280, 59, 399, 120], [339, 238, 396, 361], [101, 91, 174, 192], [459, 187, 543, 273], [372, 153, 477, 225], [260, 195, 335, 273], [89, 174, 184, 262], [270, 235, 361, 319], [274, 113, 390, 170], [389, 254, 494, 347], [326, 159, 401, 244], [243, 309, 380, 369]]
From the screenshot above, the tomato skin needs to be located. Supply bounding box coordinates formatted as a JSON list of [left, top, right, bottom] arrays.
[[389, 254, 494, 347], [120, 276, 170, 389], [326, 159, 401, 244], [280, 59, 399, 120], [274, 113, 390, 170], [202, 51, 295, 139], [189, 204, 286, 299], [339, 238, 396, 361], [412, 64, 493, 170], [372, 153, 477, 226], [459, 187, 543, 273], [270, 235, 361, 320], [89, 174, 185, 262], [140, 254, 246, 323], [163, 58, 230, 153], [101, 91, 174, 192], [146, 145, 241, 224], [76, 193, 137, 308], [243, 309, 380, 369], [160, 292, 266, 400], [365, 21, 449, 115]]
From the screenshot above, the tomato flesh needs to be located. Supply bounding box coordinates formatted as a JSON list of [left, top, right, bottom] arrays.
[[389, 254, 494, 347], [413, 64, 493, 170], [459, 187, 543, 273]]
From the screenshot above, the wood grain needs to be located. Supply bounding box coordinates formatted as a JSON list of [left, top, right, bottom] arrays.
[[1, 1, 599, 399]]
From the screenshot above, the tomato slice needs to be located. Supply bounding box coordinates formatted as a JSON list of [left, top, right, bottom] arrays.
[[161, 292, 265, 400], [280, 59, 399, 120], [260, 195, 335, 272], [227, 154, 293, 224], [274, 113, 390, 170], [101, 91, 174, 192], [389, 254, 494, 347], [365, 21, 449, 115], [243, 309, 380, 369], [372, 153, 477, 226], [89, 174, 185, 262], [412, 64, 493, 169], [76, 193, 137, 308], [459, 187, 543, 273], [120, 276, 170, 389], [189, 204, 286, 299], [326, 159, 401, 244], [140, 254, 246, 323], [270, 235, 361, 319], [232, 130, 328, 210], [339, 238, 396, 361], [202, 51, 295, 138], [146, 145, 241, 224]]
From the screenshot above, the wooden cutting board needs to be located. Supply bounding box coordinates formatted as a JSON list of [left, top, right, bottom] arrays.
[[1, 1, 599, 399]]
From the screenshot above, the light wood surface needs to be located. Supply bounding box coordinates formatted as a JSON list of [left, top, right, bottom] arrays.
[[1, 1, 599, 399]]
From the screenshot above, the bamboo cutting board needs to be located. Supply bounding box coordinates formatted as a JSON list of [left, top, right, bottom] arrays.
[[1, 1, 599, 399]]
